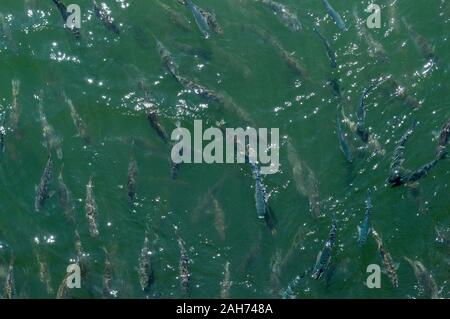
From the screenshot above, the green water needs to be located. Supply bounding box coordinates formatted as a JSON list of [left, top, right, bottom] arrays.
[[0, 0, 449, 299]]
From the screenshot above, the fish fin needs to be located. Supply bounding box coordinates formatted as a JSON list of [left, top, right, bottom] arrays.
[[357, 225, 361, 238]]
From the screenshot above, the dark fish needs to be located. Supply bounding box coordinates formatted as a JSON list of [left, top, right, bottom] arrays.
[[200, 8, 223, 35], [177, 236, 190, 295], [388, 121, 441, 187], [356, 84, 376, 143], [388, 122, 416, 187], [56, 271, 71, 299], [35, 247, 53, 295], [322, 0, 347, 31], [93, 0, 120, 34], [336, 105, 353, 163], [281, 274, 303, 299], [127, 157, 137, 205], [138, 233, 154, 292], [372, 229, 399, 288], [312, 217, 337, 280], [313, 27, 337, 68], [155, 38, 181, 80], [85, 177, 99, 237], [51, 0, 80, 37], [35, 154, 53, 212], [357, 189, 372, 246]]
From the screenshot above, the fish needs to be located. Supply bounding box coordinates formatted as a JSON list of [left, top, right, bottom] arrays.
[[35, 248, 53, 295], [388, 121, 441, 187], [250, 162, 269, 219], [353, 7, 388, 61], [356, 84, 376, 143], [10, 79, 20, 132], [155, 39, 254, 126], [402, 18, 436, 62], [385, 77, 421, 109], [220, 261, 231, 299], [313, 27, 337, 68], [127, 157, 137, 205], [56, 271, 71, 299], [35, 154, 53, 212], [200, 8, 223, 35], [436, 118, 450, 159], [287, 140, 321, 217], [357, 189, 373, 246], [93, 0, 120, 34], [312, 217, 337, 280], [177, 236, 190, 295], [388, 122, 416, 187], [193, 173, 228, 223], [184, 0, 210, 38], [57, 166, 75, 223], [38, 94, 63, 159], [212, 196, 226, 241], [51, 0, 80, 37], [281, 274, 303, 299], [336, 105, 353, 163], [404, 257, 439, 299], [0, 111, 5, 157], [85, 177, 100, 237], [65, 96, 91, 144], [138, 233, 154, 292], [260, 0, 302, 31], [371, 228, 399, 288], [102, 247, 114, 298], [155, 38, 181, 80], [322, 0, 347, 31], [247, 25, 307, 77], [156, 0, 191, 32], [270, 250, 282, 295], [4, 257, 16, 299]]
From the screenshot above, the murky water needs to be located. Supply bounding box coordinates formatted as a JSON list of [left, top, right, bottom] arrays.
[[0, 0, 449, 299]]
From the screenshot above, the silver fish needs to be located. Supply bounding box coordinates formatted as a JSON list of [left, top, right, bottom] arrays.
[[38, 94, 63, 159], [156, 0, 191, 32], [260, 0, 302, 31], [220, 261, 231, 299], [127, 157, 137, 205], [65, 96, 91, 144], [4, 257, 15, 299], [177, 236, 190, 295], [287, 140, 321, 217], [35, 247, 53, 295], [85, 177, 99, 237], [402, 17, 436, 62], [57, 167, 74, 223], [102, 247, 114, 298], [93, 0, 120, 34], [184, 0, 210, 38], [212, 196, 226, 241], [336, 105, 353, 163], [10, 79, 20, 132], [138, 233, 154, 292], [404, 257, 439, 299], [436, 118, 450, 159], [372, 229, 399, 288], [35, 154, 53, 212]]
